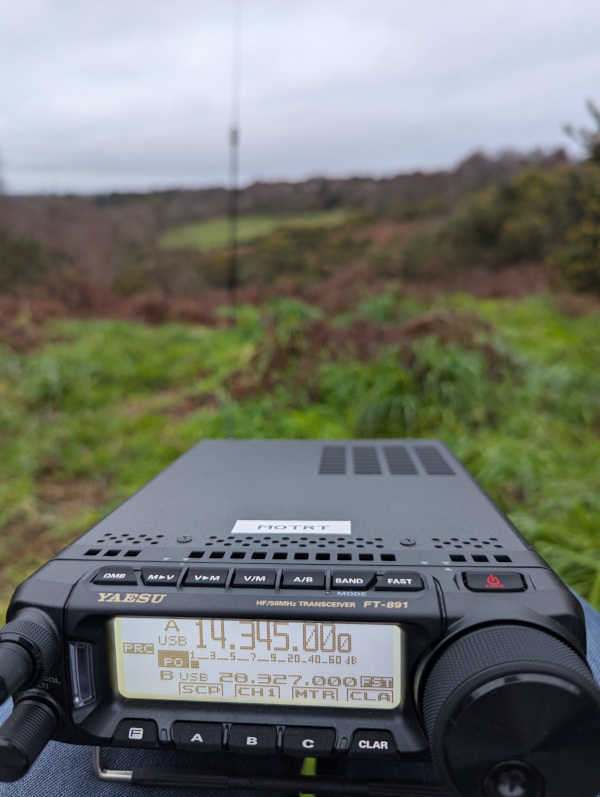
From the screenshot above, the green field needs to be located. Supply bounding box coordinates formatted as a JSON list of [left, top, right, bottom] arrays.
[[160, 210, 354, 251], [1, 292, 600, 619]]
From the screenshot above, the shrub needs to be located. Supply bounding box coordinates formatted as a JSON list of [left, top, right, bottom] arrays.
[[0, 228, 67, 294], [402, 163, 600, 295]]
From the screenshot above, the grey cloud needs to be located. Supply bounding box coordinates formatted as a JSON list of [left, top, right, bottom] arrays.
[[1, 0, 599, 193]]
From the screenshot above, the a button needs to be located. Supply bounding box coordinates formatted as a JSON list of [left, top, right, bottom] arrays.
[[93, 567, 137, 586], [172, 721, 223, 752], [331, 571, 375, 590], [349, 730, 397, 757], [113, 719, 160, 748], [283, 727, 335, 757], [463, 571, 526, 592], [183, 568, 229, 587], [281, 570, 326, 590], [375, 571, 424, 591], [141, 567, 182, 586], [231, 570, 277, 589], [228, 724, 276, 754]]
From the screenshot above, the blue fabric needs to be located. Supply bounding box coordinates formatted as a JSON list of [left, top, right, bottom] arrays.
[[1, 597, 600, 796]]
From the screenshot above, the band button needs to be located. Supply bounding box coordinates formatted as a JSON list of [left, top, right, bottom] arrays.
[[172, 721, 223, 752], [113, 719, 160, 748], [331, 571, 375, 590], [228, 724, 277, 754], [349, 729, 397, 757], [141, 567, 182, 586], [283, 727, 336, 757], [93, 567, 137, 586], [374, 571, 424, 591]]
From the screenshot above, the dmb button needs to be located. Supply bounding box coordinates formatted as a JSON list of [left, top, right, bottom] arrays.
[[93, 567, 137, 586]]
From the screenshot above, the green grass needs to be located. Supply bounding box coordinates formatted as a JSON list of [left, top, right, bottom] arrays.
[[160, 210, 354, 251], [1, 293, 600, 617]]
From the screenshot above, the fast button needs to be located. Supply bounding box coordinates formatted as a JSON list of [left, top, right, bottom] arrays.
[[283, 727, 335, 756], [463, 571, 526, 592], [349, 730, 397, 757], [375, 571, 424, 591]]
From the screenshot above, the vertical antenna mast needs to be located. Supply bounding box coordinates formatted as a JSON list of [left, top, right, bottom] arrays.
[[227, 0, 242, 322]]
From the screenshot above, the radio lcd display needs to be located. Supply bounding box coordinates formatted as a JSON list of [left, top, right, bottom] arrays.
[[113, 617, 402, 708]]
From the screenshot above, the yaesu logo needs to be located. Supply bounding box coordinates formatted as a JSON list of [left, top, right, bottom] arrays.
[[97, 592, 167, 604]]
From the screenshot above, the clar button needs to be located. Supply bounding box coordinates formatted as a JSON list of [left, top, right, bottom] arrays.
[[349, 730, 397, 757]]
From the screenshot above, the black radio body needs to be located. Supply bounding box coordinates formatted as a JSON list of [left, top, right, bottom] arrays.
[[1, 439, 599, 797]]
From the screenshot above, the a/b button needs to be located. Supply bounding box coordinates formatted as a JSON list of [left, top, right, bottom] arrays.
[[281, 570, 326, 589]]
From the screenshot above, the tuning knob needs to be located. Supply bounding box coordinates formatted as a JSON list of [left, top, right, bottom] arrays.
[[422, 624, 600, 797]]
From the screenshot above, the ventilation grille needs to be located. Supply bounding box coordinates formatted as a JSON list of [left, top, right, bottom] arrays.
[[352, 446, 381, 474], [431, 536, 504, 550], [95, 531, 165, 546], [83, 530, 166, 558], [185, 549, 398, 564], [318, 444, 455, 476], [414, 445, 455, 475], [383, 446, 418, 475], [319, 445, 346, 474]]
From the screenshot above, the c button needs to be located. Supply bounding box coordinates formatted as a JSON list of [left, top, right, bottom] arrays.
[[283, 727, 336, 757]]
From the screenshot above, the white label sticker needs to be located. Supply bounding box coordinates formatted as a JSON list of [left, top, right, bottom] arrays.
[[230, 520, 351, 535]]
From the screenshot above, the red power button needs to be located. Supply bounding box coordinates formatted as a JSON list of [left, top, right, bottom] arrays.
[[463, 572, 526, 592]]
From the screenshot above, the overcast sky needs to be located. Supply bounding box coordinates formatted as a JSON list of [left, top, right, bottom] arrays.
[[1, 0, 599, 195]]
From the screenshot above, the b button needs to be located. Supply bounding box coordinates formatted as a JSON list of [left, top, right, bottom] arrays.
[[283, 727, 336, 757], [228, 724, 276, 754]]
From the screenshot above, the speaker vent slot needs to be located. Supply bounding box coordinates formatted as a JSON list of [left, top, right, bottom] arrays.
[[383, 446, 418, 475], [95, 532, 165, 545], [432, 536, 503, 550], [353, 446, 381, 475], [319, 446, 346, 474], [414, 445, 455, 475]]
